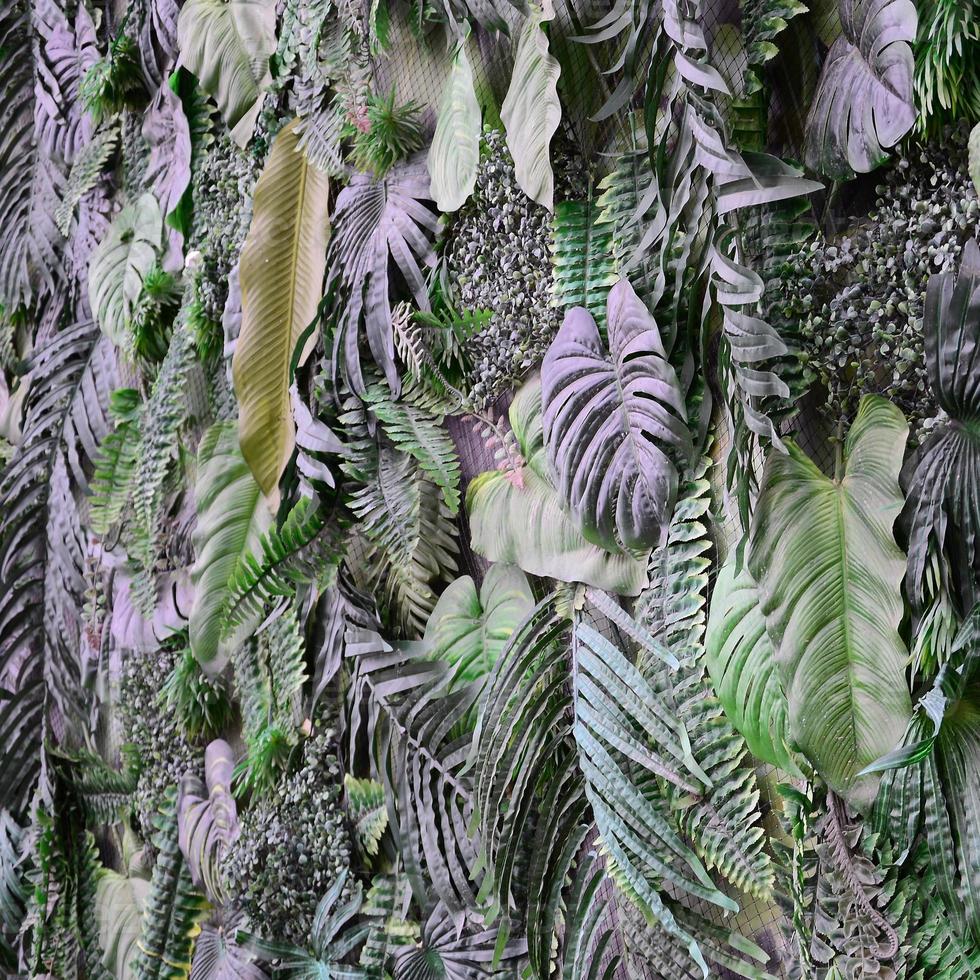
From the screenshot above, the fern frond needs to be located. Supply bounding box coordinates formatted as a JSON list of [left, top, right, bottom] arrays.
[[55, 124, 120, 237], [551, 197, 617, 326], [359, 873, 416, 977], [222, 495, 349, 635], [134, 787, 208, 980], [0, 811, 27, 971], [345, 775, 388, 857], [364, 385, 461, 514], [232, 603, 308, 794], [87, 387, 141, 536]]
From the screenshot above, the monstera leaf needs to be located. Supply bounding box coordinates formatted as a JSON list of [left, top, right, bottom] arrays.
[[326, 159, 438, 394], [189, 423, 274, 672], [176, 0, 277, 146], [88, 193, 163, 346], [234, 119, 331, 501], [903, 239, 980, 615], [428, 40, 481, 213], [466, 377, 648, 595], [804, 0, 916, 178], [541, 278, 691, 554], [142, 82, 192, 220], [423, 564, 535, 683], [704, 556, 801, 775], [178, 740, 240, 906], [748, 395, 912, 810], [502, 1, 561, 210]]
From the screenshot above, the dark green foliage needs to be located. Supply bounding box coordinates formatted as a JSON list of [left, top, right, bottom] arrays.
[[346, 88, 425, 178], [80, 32, 146, 123]]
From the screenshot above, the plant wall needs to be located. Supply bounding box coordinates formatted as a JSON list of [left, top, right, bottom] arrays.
[[1, 0, 979, 977]]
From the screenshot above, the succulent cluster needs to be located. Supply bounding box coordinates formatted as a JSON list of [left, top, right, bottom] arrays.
[[119, 643, 202, 842], [767, 127, 979, 437], [188, 130, 262, 322], [444, 130, 585, 408], [221, 719, 353, 946]]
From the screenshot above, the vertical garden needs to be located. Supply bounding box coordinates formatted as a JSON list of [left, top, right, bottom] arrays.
[[1, 0, 979, 975]]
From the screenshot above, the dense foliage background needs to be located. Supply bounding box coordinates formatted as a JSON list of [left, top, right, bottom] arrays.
[[1, 0, 979, 976]]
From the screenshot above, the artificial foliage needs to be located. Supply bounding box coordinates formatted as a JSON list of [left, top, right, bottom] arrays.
[[1, 0, 980, 978]]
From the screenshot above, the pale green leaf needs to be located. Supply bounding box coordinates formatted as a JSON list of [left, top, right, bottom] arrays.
[[466, 377, 648, 595], [88, 193, 162, 347], [748, 394, 912, 810], [233, 118, 331, 501], [189, 422, 275, 672], [177, 0, 278, 147], [501, 1, 561, 210], [96, 869, 150, 979], [428, 42, 481, 213], [970, 123, 980, 198]]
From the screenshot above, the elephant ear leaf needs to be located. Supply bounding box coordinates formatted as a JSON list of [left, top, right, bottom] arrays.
[[466, 377, 649, 595], [88, 193, 162, 347], [803, 0, 916, 178], [423, 564, 535, 684], [189, 423, 274, 672], [903, 239, 980, 614], [704, 555, 801, 775], [541, 278, 691, 554], [502, 0, 561, 210], [234, 118, 331, 502], [748, 395, 912, 810], [176, 0, 277, 147], [178, 739, 240, 906], [428, 40, 481, 213]]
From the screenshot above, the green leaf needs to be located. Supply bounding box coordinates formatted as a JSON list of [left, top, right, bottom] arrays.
[[704, 555, 801, 774], [176, 0, 277, 147], [422, 564, 535, 684], [234, 118, 331, 502], [501, 1, 562, 210], [88, 193, 162, 347], [748, 394, 913, 810], [189, 422, 274, 672], [427, 41, 481, 213], [466, 376, 648, 595]]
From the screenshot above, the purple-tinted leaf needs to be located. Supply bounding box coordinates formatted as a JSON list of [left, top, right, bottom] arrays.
[[804, 0, 916, 179], [326, 157, 438, 395], [191, 907, 269, 980], [541, 278, 691, 553], [143, 82, 192, 218], [140, 0, 182, 92], [32, 0, 99, 164], [178, 739, 240, 906]]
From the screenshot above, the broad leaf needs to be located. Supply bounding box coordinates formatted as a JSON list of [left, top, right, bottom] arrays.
[[803, 0, 917, 178], [178, 740, 240, 906], [88, 193, 163, 347], [326, 158, 438, 394], [541, 278, 691, 553], [903, 239, 980, 615], [423, 564, 534, 683], [176, 0, 277, 147], [466, 377, 649, 595], [427, 41, 481, 213], [233, 118, 331, 501], [748, 395, 913, 810], [191, 908, 268, 980], [143, 82, 192, 220], [502, 1, 562, 210], [96, 868, 150, 979], [189, 423, 274, 672], [704, 555, 801, 774]]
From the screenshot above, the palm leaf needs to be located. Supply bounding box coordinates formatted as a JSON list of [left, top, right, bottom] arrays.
[[748, 394, 913, 810], [234, 118, 331, 501]]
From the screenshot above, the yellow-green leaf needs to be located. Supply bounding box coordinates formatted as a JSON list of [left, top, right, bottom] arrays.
[[233, 118, 331, 502]]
